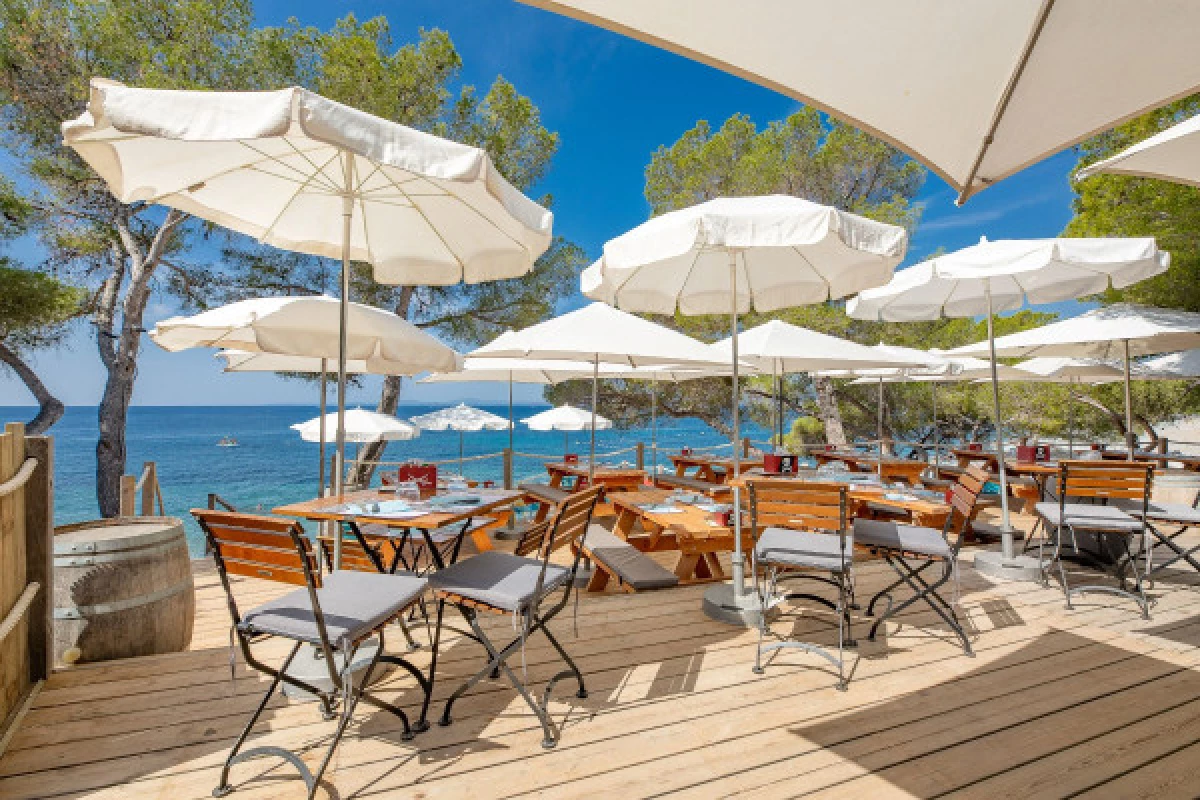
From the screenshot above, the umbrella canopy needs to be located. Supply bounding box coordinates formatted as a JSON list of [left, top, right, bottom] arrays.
[[153, 296, 461, 372], [63, 80, 552, 281], [469, 302, 729, 368], [292, 409, 419, 444], [522, 404, 613, 432], [848, 238, 1169, 321], [1011, 356, 1136, 383], [581, 196, 907, 314], [1140, 349, 1200, 378], [710, 321, 929, 374], [1077, 113, 1200, 188], [950, 305, 1200, 360], [410, 403, 511, 433], [519, 1, 1200, 203]]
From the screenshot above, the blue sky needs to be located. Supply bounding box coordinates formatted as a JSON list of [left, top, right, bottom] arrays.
[[0, 0, 1080, 409]]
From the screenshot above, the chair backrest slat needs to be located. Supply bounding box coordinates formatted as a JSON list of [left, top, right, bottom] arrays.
[[192, 509, 319, 586], [1059, 460, 1152, 502], [944, 464, 989, 539], [515, 520, 553, 558], [747, 480, 847, 535], [547, 486, 604, 555], [317, 536, 384, 573]]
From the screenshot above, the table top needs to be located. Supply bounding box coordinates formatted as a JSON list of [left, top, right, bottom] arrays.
[[729, 472, 951, 518], [817, 451, 927, 468], [544, 461, 646, 479], [610, 489, 731, 536], [273, 488, 519, 530], [670, 454, 765, 469]]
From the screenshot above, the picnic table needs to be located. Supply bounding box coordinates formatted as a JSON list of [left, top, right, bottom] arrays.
[[273, 487, 519, 571], [544, 461, 646, 492], [730, 472, 952, 530], [669, 453, 765, 483], [608, 489, 751, 584], [1099, 449, 1200, 471], [813, 450, 931, 486]]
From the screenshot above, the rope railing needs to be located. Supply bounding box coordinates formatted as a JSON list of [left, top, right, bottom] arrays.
[[0, 458, 37, 499]]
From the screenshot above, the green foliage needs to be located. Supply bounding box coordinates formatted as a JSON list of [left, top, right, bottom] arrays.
[[1066, 96, 1200, 310], [0, 262, 86, 349], [783, 416, 824, 450]]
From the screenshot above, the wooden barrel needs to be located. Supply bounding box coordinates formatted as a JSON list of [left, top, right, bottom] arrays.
[[53, 517, 194, 664]]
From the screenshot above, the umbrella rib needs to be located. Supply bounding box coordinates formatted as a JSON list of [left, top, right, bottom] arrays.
[[373, 168, 469, 278], [138, 139, 334, 204], [238, 139, 343, 194], [274, 138, 347, 193], [256, 150, 344, 246], [420, 175, 534, 257], [788, 246, 834, 302]]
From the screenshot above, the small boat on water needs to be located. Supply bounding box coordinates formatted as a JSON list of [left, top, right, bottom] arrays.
[[216, 436, 239, 448]]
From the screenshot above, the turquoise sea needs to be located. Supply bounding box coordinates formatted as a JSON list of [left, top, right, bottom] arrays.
[[1, 405, 766, 555]]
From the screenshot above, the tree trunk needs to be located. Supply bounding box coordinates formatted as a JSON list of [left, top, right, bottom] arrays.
[[96, 353, 136, 516], [0, 339, 64, 434], [812, 376, 846, 445], [1135, 413, 1159, 448], [1071, 392, 1127, 437]]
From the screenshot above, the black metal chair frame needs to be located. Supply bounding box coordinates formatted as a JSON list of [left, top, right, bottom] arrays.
[[420, 486, 602, 748], [861, 465, 988, 658], [1038, 461, 1154, 619], [194, 510, 433, 799], [747, 481, 854, 691], [1138, 494, 1200, 578]]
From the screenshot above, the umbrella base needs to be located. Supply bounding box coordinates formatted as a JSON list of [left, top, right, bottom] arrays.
[[702, 582, 766, 627], [281, 639, 388, 702], [973, 550, 1042, 583]]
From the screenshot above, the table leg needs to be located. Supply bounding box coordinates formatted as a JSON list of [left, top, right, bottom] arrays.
[[703, 552, 724, 579], [674, 553, 702, 581]]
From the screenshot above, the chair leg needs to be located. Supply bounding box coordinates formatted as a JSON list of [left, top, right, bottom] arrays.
[[416, 599, 446, 731], [540, 625, 587, 699]]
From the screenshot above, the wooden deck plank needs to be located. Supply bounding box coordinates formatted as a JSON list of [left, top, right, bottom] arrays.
[[1, 532, 1198, 800]]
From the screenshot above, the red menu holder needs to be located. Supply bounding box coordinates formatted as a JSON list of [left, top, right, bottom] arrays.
[[825, 443, 835, 452], [967, 442, 983, 452], [764, 453, 800, 474], [713, 509, 732, 527], [1091, 443, 1105, 451], [564, 453, 579, 464], [397, 464, 437, 491], [483, 480, 495, 488], [681, 447, 693, 456], [1016, 445, 1037, 464]]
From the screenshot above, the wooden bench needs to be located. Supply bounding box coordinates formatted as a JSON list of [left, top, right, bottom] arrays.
[[653, 473, 731, 498], [577, 524, 680, 593]]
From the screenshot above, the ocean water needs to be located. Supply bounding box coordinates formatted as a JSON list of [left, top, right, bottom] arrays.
[[1, 405, 765, 555]]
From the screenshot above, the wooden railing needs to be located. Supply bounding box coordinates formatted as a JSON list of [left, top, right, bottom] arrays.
[[119, 461, 164, 517], [0, 422, 53, 758]]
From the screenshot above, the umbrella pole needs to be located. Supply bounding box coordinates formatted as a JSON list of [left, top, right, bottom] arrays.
[[1068, 381, 1075, 458], [985, 281, 1015, 556], [652, 374, 658, 476], [1123, 339, 1135, 458], [319, 359, 327, 495], [728, 249, 746, 597], [333, 154, 355, 571], [508, 373, 514, 454], [590, 356, 598, 482], [931, 380, 938, 467], [877, 376, 885, 479], [460, 430, 465, 476]]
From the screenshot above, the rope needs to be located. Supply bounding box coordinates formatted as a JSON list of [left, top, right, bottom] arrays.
[[0, 583, 38, 644], [0, 458, 37, 498]]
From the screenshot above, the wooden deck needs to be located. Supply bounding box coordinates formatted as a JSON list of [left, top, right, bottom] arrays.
[[3, 521, 1200, 799]]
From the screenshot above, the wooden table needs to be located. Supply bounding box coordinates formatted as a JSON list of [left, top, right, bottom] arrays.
[[1100, 449, 1200, 471], [273, 488, 518, 570], [608, 489, 751, 584], [545, 462, 646, 492], [813, 451, 931, 486], [730, 473, 952, 529], [670, 454, 764, 483]]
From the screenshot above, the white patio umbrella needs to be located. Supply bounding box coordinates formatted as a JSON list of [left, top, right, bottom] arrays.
[[1141, 349, 1200, 378], [849, 239, 1170, 581], [520, 0, 1200, 204], [1078, 113, 1200, 188], [470, 302, 728, 479], [409, 403, 511, 474], [292, 409, 419, 443], [65, 79, 551, 528], [582, 195, 907, 625], [711, 321, 931, 446], [951, 304, 1200, 456], [522, 404, 613, 456]]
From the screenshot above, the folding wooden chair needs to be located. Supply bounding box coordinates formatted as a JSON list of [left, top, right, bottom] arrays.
[[853, 464, 988, 656], [1036, 460, 1154, 618], [747, 480, 854, 690], [193, 509, 432, 799], [421, 486, 602, 748]]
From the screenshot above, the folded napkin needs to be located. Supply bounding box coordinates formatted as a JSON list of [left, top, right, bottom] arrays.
[[638, 504, 684, 514], [341, 500, 427, 519]]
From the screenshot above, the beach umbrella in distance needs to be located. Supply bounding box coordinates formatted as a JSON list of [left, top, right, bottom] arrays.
[[409, 403, 511, 475], [582, 194, 907, 626], [522, 404, 613, 457], [951, 304, 1200, 457], [292, 409, 420, 443], [64, 79, 551, 556], [849, 239, 1170, 582], [1078, 113, 1200, 188], [519, 0, 1200, 204], [469, 302, 728, 480], [215, 347, 457, 494]]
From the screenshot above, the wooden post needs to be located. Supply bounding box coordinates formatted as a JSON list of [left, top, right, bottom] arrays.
[[1158, 437, 1169, 454], [22, 437, 51, 684], [140, 462, 156, 516], [0, 423, 27, 729], [503, 448, 513, 490], [119, 475, 136, 517], [635, 442, 645, 471], [742, 437, 751, 457]]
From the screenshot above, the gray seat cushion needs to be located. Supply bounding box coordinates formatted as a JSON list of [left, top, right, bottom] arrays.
[[755, 527, 852, 573], [581, 525, 679, 590], [240, 571, 427, 648], [1035, 502, 1144, 532], [852, 518, 952, 558], [1112, 498, 1200, 524], [428, 551, 570, 612]]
